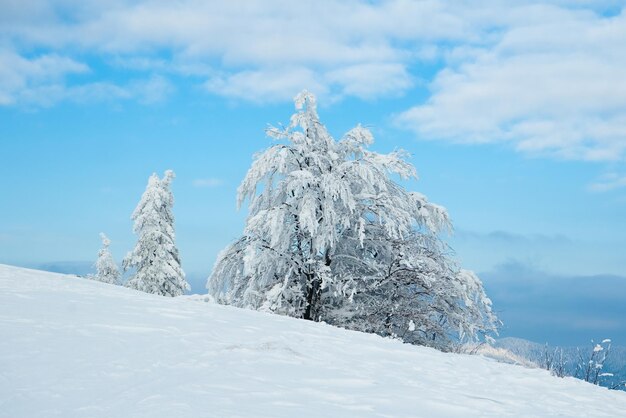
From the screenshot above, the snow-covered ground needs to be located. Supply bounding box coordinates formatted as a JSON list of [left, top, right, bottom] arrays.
[[1, 264, 625, 417]]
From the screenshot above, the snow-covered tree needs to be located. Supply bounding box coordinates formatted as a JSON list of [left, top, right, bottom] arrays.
[[328, 227, 498, 349], [90, 233, 120, 285], [208, 91, 498, 348], [209, 91, 416, 319], [124, 170, 189, 297]]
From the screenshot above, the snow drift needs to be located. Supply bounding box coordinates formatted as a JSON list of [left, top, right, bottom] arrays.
[[1, 264, 625, 417]]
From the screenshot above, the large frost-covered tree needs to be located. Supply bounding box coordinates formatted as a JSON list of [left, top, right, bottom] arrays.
[[208, 91, 497, 348], [89, 233, 120, 285], [124, 170, 189, 297]]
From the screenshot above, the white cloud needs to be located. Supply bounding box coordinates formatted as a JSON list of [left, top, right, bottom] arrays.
[[130, 75, 175, 104], [3, 72, 174, 107], [0, 50, 89, 105], [204, 63, 412, 103], [0, 0, 468, 105], [193, 178, 223, 188], [326, 63, 413, 100], [397, 5, 626, 162], [205, 67, 327, 103], [1, 1, 626, 162]]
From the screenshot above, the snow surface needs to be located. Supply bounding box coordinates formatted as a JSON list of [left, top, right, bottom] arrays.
[[1, 264, 625, 417]]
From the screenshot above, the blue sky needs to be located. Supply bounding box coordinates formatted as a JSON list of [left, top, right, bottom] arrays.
[[1, 1, 625, 345]]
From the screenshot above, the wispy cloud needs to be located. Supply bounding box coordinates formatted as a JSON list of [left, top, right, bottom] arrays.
[[205, 67, 328, 104], [456, 229, 572, 246], [192, 178, 223, 188], [1, 73, 174, 107], [450, 228, 626, 278], [588, 173, 626, 192], [0, 50, 89, 105]]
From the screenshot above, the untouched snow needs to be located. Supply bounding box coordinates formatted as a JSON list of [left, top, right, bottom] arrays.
[[1, 265, 625, 417]]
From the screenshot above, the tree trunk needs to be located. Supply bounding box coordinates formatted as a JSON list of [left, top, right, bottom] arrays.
[[303, 274, 321, 321]]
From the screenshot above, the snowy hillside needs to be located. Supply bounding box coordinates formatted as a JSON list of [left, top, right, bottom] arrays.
[[1, 265, 625, 418]]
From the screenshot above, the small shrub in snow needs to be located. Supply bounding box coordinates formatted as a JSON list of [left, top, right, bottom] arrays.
[[541, 344, 567, 378], [575, 339, 616, 386], [88, 233, 120, 285]]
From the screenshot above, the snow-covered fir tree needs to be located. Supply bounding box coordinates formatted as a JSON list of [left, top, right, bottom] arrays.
[[124, 170, 189, 297], [90, 233, 120, 285], [208, 91, 498, 349]]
